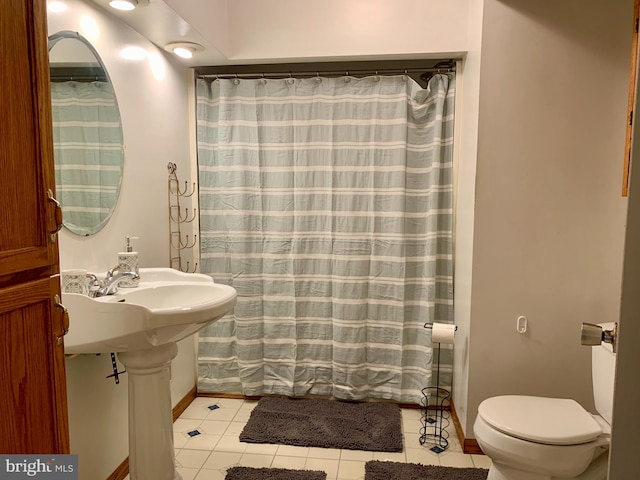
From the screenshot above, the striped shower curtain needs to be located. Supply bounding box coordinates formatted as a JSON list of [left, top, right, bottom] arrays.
[[50, 81, 123, 236], [196, 74, 454, 404]]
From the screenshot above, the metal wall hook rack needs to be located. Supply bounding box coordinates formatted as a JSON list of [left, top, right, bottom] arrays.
[[167, 163, 198, 273], [182, 261, 198, 273], [168, 162, 197, 197], [171, 233, 198, 250], [170, 207, 197, 224]]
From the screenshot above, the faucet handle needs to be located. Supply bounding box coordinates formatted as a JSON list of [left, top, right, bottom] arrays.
[[86, 273, 102, 297], [106, 265, 121, 278]]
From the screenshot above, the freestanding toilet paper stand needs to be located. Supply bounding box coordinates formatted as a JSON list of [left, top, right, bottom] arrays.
[[419, 322, 457, 453]]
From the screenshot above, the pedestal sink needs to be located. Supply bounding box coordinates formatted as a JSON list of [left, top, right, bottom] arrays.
[[62, 268, 237, 480]]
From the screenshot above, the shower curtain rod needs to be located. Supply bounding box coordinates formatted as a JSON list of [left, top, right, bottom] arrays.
[[50, 76, 108, 82], [196, 64, 456, 80]]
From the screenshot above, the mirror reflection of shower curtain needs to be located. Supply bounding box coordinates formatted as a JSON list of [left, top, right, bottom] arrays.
[[50, 81, 123, 236], [196, 74, 455, 404]]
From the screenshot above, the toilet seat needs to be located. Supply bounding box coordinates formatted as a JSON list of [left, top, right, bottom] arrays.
[[478, 395, 602, 446]]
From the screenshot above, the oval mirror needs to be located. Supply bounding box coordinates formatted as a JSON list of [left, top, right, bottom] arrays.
[[48, 31, 124, 236]]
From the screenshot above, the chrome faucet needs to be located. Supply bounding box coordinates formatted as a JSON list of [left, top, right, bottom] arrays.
[[95, 270, 140, 297]]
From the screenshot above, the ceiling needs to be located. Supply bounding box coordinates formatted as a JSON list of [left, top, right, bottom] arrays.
[[87, 0, 231, 66], [84, 0, 465, 69]]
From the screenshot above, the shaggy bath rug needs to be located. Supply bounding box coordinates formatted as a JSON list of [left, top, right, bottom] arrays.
[[225, 466, 326, 480], [239, 397, 403, 452], [365, 461, 489, 480]]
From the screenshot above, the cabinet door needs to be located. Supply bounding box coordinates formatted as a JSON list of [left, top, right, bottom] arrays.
[[0, 278, 69, 453], [0, 0, 70, 454], [0, 0, 60, 279]]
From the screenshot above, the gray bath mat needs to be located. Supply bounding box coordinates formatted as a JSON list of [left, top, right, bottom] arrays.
[[239, 397, 403, 452], [225, 466, 326, 480], [365, 461, 489, 480]]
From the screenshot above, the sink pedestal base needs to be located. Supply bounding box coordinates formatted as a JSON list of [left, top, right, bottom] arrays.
[[118, 342, 181, 480]]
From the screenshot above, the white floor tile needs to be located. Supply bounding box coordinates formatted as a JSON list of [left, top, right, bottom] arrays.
[[439, 451, 475, 468], [216, 398, 245, 409], [372, 451, 406, 462], [176, 449, 212, 469], [404, 435, 426, 450], [271, 455, 307, 470], [340, 449, 373, 462], [472, 454, 492, 468], [307, 447, 341, 460], [174, 418, 205, 433], [238, 453, 274, 468], [201, 451, 243, 470], [224, 421, 246, 436], [176, 467, 200, 480], [174, 434, 189, 449], [215, 435, 248, 454], [306, 457, 339, 478], [337, 459, 366, 480], [243, 442, 280, 455], [183, 433, 222, 451], [406, 447, 441, 465], [275, 445, 310, 457], [401, 408, 423, 422], [206, 406, 242, 421], [180, 404, 211, 420], [231, 409, 253, 422], [166, 398, 486, 480], [194, 468, 226, 480], [199, 420, 232, 436], [238, 400, 259, 411]]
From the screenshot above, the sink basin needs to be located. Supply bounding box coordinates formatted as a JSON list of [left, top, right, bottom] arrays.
[[63, 268, 237, 353]]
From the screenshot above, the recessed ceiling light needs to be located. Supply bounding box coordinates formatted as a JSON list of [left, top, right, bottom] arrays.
[[164, 42, 204, 59], [109, 0, 137, 10]]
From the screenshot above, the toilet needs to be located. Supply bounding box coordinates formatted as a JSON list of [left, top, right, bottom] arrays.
[[473, 323, 616, 480]]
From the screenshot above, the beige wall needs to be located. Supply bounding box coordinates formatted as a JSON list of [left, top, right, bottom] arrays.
[[48, 1, 196, 477], [464, 0, 632, 436], [226, 0, 468, 62], [452, 0, 484, 433]]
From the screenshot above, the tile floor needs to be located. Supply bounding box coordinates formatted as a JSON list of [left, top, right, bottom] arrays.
[[126, 397, 491, 480]]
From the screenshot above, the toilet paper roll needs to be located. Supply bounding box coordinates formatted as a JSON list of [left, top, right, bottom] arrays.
[[431, 323, 456, 345]]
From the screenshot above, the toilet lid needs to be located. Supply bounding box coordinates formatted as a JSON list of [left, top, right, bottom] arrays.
[[478, 396, 602, 445]]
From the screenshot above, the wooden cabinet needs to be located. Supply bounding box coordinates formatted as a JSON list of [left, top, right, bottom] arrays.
[[623, 0, 640, 196], [0, 0, 70, 453]]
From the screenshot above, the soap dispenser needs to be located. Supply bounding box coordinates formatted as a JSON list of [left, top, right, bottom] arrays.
[[118, 236, 139, 287]]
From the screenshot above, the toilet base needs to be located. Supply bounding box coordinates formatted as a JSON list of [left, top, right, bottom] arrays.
[[488, 462, 550, 480], [487, 449, 608, 480]]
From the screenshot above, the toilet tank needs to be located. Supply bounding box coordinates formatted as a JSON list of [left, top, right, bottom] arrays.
[[592, 322, 617, 425]]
